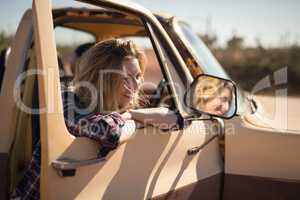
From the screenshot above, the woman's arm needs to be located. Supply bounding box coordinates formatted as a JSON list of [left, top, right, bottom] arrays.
[[119, 120, 136, 144], [66, 112, 126, 157], [124, 107, 179, 130]]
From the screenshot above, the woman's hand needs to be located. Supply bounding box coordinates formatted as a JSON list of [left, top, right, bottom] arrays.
[[119, 119, 136, 144], [121, 111, 132, 120]]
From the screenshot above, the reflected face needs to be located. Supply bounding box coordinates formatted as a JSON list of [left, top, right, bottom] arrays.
[[116, 57, 142, 109], [203, 87, 232, 116]]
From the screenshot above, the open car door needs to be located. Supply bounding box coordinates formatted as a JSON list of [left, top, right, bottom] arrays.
[[33, 0, 224, 199], [0, 8, 33, 199]]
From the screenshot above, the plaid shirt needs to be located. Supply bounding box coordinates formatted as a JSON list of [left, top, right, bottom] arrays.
[[15, 92, 125, 199]]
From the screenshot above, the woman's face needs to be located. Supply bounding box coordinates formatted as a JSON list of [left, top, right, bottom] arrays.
[[117, 57, 142, 109], [203, 87, 232, 116]]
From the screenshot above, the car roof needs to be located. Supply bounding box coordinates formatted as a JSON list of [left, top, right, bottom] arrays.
[[52, 7, 174, 40]]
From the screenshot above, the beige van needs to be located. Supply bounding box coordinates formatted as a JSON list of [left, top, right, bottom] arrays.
[[0, 0, 299, 199]]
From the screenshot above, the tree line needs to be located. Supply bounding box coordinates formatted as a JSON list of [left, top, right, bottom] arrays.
[[200, 33, 300, 95], [1, 31, 299, 95]]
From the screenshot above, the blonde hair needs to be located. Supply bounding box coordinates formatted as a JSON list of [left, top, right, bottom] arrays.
[[194, 76, 233, 108], [74, 39, 146, 113]]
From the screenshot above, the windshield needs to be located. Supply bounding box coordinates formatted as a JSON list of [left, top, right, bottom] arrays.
[[176, 22, 230, 79], [174, 21, 250, 115]]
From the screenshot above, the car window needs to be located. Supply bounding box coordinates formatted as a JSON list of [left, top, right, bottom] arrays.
[[54, 27, 95, 78], [143, 22, 191, 116], [55, 27, 95, 48], [175, 22, 230, 79], [172, 21, 251, 115], [52, 16, 181, 134]]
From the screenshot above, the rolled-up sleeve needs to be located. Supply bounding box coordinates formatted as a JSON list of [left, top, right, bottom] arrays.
[[66, 112, 125, 157]]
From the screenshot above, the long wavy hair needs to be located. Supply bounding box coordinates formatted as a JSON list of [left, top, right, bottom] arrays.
[[194, 76, 233, 109], [73, 39, 146, 113]]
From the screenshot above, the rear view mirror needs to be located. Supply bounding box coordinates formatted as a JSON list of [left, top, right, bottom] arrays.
[[184, 74, 237, 119]]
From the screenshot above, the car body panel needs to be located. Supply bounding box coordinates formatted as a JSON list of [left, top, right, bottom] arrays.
[[246, 95, 300, 133], [225, 116, 300, 180], [43, 125, 223, 199], [224, 110, 300, 199], [0, 10, 33, 154]]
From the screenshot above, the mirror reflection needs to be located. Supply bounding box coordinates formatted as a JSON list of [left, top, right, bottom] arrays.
[[185, 75, 237, 118]]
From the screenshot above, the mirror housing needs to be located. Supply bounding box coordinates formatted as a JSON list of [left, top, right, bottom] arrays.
[[184, 74, 237, 119]]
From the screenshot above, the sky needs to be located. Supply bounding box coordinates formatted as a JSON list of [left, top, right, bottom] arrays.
[[0, 0, 299, 47]]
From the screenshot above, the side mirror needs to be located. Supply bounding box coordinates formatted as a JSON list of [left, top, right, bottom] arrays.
[[184, 74, 237, 119]]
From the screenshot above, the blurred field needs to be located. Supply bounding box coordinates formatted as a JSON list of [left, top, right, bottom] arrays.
[[216, 46, 300, 96], [143, 47, 300, 96], [1, 31, 299, 96], [143, 49, 300, 133]]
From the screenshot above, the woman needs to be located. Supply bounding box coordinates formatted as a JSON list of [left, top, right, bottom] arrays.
[[64, 39, 148, 156], [194, 76, 233, 116], [15, 39, 180, 199]]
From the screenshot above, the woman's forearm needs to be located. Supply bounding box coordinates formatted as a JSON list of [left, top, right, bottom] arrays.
[[128, 107, 178, 128], [119, 120, 136, 144]]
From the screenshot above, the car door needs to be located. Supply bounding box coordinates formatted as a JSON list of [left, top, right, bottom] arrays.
[[223, 96, 300, 200], [33, 0, 224, 199], [0, 9, 33, 199]]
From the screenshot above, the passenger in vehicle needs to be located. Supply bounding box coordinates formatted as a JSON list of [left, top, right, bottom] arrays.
[[63, 42, 95, 77], [15, 39, 181, 199], [59, 43, 95, 90], [194, 76, 233, 116]]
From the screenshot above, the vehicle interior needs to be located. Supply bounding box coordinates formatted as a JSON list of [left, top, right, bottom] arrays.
[[0, 48, 9, 92]]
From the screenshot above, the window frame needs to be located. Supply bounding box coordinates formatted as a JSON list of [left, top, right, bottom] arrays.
[[76, 0, 195, 118]]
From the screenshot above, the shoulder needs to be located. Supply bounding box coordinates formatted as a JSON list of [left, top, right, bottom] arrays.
[[62, 91, 93, 123]]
